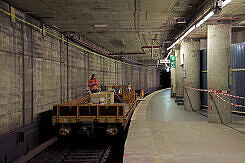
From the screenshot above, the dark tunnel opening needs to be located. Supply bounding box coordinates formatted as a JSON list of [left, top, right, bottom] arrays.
[[160, 70, 170, 89]]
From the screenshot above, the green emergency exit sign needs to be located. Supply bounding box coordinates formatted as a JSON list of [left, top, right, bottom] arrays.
[[170, 55, 176, 68]]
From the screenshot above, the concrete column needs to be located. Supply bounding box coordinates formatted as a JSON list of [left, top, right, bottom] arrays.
[[182, 40, 200, 111], [207, 24, 232, 124], [171, 67, 176, 97], [175, 47, 184, 98]]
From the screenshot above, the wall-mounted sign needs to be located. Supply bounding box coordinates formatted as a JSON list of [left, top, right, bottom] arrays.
[[170, 55, 176, 68], [159, 60, 170, 64], [184, 69, 186, 78], [228, 66, 232, 89], [180, 53, 184, 65]]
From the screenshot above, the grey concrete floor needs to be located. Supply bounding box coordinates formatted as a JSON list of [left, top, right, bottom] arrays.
[[124, 89, 245, 163], [146, 90, 206, 122]]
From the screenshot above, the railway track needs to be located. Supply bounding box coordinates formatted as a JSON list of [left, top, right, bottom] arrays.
[[29, 141, 112, 163], [27, 104, 132, 163], [51, 145, 111, 163]]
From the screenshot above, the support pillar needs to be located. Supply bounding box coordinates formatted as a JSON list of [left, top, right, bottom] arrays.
[[183, 40, 200, 111], [175, 47, 184, 98], [171, 67, 176, 97], [207, 24, 232, 124]]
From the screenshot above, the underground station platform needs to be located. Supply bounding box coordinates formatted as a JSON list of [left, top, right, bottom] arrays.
[[0, 0, 245, 162], [124, 89, 245, 163]]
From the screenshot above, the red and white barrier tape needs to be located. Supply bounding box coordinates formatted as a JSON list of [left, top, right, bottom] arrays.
[[184, 86, 208, 93], [214, 93, 245, 108], [184, 86, 245, 100], [184, 86, 245, 108]]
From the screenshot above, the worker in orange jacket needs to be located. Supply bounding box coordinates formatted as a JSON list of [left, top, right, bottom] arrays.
[[88, 74, 99, 93]]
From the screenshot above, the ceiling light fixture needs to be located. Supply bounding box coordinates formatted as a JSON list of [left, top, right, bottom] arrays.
[[203, 11, 215, 21], [167, 0, 234, 51], [162, 49, 173, 69], [176, 18, 187, 24], [94, 24, 108, 28], [166, 49, 173, 59], [222, 0, 232, 8], [167, 26, 195, 50], [167, 10, 214, 51], [196, 11, 214, 27], [196, 19, 205, 28]]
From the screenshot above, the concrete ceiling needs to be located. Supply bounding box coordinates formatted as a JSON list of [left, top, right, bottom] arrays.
[[188, 0, 245, 39], [4, 0, 245, 64]]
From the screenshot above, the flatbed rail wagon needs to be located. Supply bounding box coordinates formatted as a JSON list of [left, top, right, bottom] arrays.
[[52, 85, 139, 136]]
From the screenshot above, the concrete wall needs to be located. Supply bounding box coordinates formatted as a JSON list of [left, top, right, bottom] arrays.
[[232, 30, 245, 44], [200, 29, 245, 50], [0, 1, 160, 135], [200, 39, 207, 50]]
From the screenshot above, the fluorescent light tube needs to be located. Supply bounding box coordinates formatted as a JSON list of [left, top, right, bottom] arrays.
[[187, 26, 196, 34], [180, 35, 185, 41], [94, 24, 108, 28], [166, 49, 173, 59], [203, 11, 214, 21], [196, 19, 204, 27], [167, 12, 207, 51], [222, 0, 232, 8]]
